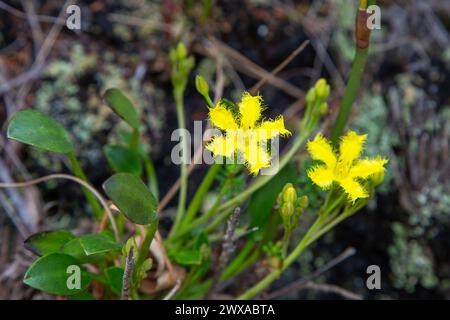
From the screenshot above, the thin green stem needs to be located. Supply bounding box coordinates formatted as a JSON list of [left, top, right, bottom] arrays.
[[330, 48, 369, 146], [180, 163, 221, 229], [237, 213, 322, 300], [170, 91, 189, 236], [237, 198, 366, 300], [281, 231, 291, 259], [134, 219, 159, 284], [204, 206, 236, 234], [221, 241, 255, 281], [67, 152, 103, 219], [142, 155, 159, 200], [129, 128, 139, 153], [172, 170, 234, 240]]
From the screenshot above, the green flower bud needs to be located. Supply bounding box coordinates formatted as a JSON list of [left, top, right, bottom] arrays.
[[315, 78, 330, 100], [318, 102, 328, 115], [281, 202, 294, 218], [195, 75, 209, 97], [305, 87, 316, 105], [176, 42, 187, 59], [283, 185, 297, 204], [169, 48, 177, 63], [370, 171, 385, 186], [297, 195, 309, 209]]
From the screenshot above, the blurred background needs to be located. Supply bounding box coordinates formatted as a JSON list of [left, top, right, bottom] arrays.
[[0, 0, 449, 299]]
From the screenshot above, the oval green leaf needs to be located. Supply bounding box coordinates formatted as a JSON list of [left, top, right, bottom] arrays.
[[79, 233, 122, 256], [24, 230, 75, 256], [103, 88, 140, 129], [103, 173, 158, 225], [7, 110, 73, 153], [104, 144, 143, 176], [23, 253, 91, 296]]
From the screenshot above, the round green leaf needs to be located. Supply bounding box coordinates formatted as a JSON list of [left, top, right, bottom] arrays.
[[104, 144, 142, 176], [24, 230, 75, 256], [7, 110, 73, 153], [23, 253, 91, 296], [103, 173, 158, 225], [103, 88, 140, 130]]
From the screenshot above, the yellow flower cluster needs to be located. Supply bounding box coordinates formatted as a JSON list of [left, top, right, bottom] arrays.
[[206, 92, 290, 175], [307, 131, 388, 202]]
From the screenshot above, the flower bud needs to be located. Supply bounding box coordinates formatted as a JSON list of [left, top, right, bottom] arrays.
[[176, 42, 187, 59], [370, 171, 385, 186], [281, 202, 294, 218], [305, 87, 316, 105], [283, 185, 297, 204], [315, 78, 330, 100], [297, 195, 309, 209], [195, 75, 209, 97], [318, 102, 329, 116]]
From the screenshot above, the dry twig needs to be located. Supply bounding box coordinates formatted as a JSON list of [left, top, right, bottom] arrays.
[[121, 245, 134, 300]]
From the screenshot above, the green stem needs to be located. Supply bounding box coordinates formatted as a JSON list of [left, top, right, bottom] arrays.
[[67, 152, 103, 219], [172, 169, 233, 240], [330, 48, 369, 146], [237, 198, 366, 300], [170, 90, 189, 236], [308, 200, 367, 246], [142, 155, 159, 200], [180, 163, 221, 229], [204, 206, 236, 234], [221, 240, 254, 281], [134, 219, 159, 283], [237, 214, 323, 300], [129, 128, 139, 153], [281, 230, 291, 259]]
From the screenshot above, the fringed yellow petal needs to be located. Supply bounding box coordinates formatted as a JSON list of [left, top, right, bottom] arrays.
[[338, 177, 369, 203], [255, 116, 291, 141], [209, 103, 238, 130], [238, 92, 263, 129], [339, 131, 367, 164], [307, 165, 335, 189], [205, 135, 236, 158], [307, 134, 337, 168], [242, 141, 271, 175], [349, 157, 388, 179]]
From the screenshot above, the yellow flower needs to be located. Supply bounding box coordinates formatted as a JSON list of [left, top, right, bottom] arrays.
[[307, 131, 388, 202], [206, 92, 291, 175]]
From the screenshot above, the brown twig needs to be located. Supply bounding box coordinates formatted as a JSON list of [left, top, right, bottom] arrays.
[[204, 38, 304, 99], [14, 0, 69, 109], [209, 208, 241, 296], [293, 281, 363, 300], [0, 1, 65, 24], [21, 0, 44, 50], [121, 245, 135, 300], [249, 40, 310, 94]]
